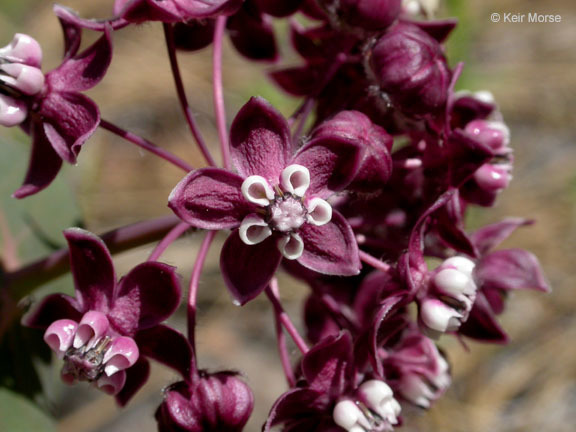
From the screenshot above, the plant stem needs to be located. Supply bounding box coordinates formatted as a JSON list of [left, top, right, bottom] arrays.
[[163, 23, 216, 167], [212, 16, 230, 169], [147, 222, 191, 262], [359, 250, 391, 273], [4, 215, 183, 300], [270, 279, 296, 387], [100, 119, 193, 172], [187, 230, 216, 354], [265, 280, 309, 354]]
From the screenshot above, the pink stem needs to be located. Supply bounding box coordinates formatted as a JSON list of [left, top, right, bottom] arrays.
[[212, 16, 230, 169], [147, 222, 191, 262], [100, 119, 192, 172], [265, 280, 309, 354], [359, 250, 391, 273], [187, 230, 216, 352], [163, 23, 216, 167], [270, 280, 296, 387]]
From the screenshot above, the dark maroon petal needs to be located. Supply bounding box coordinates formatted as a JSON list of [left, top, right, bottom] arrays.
[[55, 6, 82, 59], [173, 19, 215, 52], [64, 228, 117, 311], [227, 6, 278, 61], [135, 325, 192, 379], [220, 231, 282, 305], [292, 137, 362, 199], [109, 262, 181, 334], [12, 122, 63, 199], [229, 97, 291, 182], [435, 192, 477, 257], [168, 168, 251, 229], [471, 218, 532, 256], [263, 388, 324, 431], [22, 293, 82, 329], [255, 0, 303, 17], [120, 0, 242, 22], [41, 92, 100, 164], [47, 28, 112, 92], [298, 211, 360, 276], [459, 293, 509, 343], [448, 129, 493, 188], [269, 66, 319, 96], [303, 332, 354, 395], [475, 249, 551, 293], [115, 358, 151, 407]]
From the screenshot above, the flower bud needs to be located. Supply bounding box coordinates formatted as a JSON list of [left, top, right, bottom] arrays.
[[156, 372, 254, 432], [338, 0, 402, 31], [464, 120, 510, 154], [473, 163, 512, 192], [370, 23, 449, 115]]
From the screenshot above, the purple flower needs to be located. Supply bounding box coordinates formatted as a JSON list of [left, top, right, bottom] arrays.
[[0, 24, 112, 198], [23, 228, 182, 405], [156, 371, 254, 432], [331, 0, 402, 31], [265, 332, 401, 432], [169, 97, 362, 304]]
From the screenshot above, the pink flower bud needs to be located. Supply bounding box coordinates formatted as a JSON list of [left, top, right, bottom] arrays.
[[339, 0, 402, 30]]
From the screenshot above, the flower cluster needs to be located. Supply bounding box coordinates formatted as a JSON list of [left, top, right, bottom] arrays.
[[1, 0, 551, 431]]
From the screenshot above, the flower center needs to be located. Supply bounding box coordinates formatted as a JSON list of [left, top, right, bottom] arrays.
[[62, 336, 111, 382], [268, 194, 307, 232]]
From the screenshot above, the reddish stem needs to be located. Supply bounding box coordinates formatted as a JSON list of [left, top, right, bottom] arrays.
[[100, 119, 193, 172], [163, 23, 216, 167], [147, 222, 191, 262], [270, 279, 296, 387], [212, 16, 231, 169], [265, 280, 309, 354], [359, 250, 391, 273]]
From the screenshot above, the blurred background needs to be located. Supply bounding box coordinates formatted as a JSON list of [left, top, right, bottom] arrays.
[[0, 0, 575, 431]]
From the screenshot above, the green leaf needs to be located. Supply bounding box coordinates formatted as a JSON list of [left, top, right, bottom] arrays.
[[0, 388, 56, 432]]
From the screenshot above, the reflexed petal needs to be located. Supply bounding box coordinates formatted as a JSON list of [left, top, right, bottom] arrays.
[[110, 261, 181, 334], [241, 175, 275, 206], [459, 293, 508, 343], [115, 358, 150, 406], [277, 233, 304, 260], [303, 332, 354, 393], [471, 218, 532, 255], [230, 97, 291, 182], [476, 249, 550, 293], [239, 214, 272, 245], [220, 231, 282, 305], [169, 168, 252, 229], [12, 123, 63, 199], [64, 228, 116, 311], [263, 388, 323, 432], [41, 91, 100, 164], [298, 211, 360, 276], [44, 319, 78, 357], [136, 325, 192, 379], [292, 136, 362, 199], [227, 6, 278, 61], [46, 28, 112, 92], [281, 165, 310, 197], [306, 197, 332, 226], [22, 293, 81, 329]]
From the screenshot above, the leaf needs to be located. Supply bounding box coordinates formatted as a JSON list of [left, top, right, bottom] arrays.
[[0, 388, 56, 432]]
